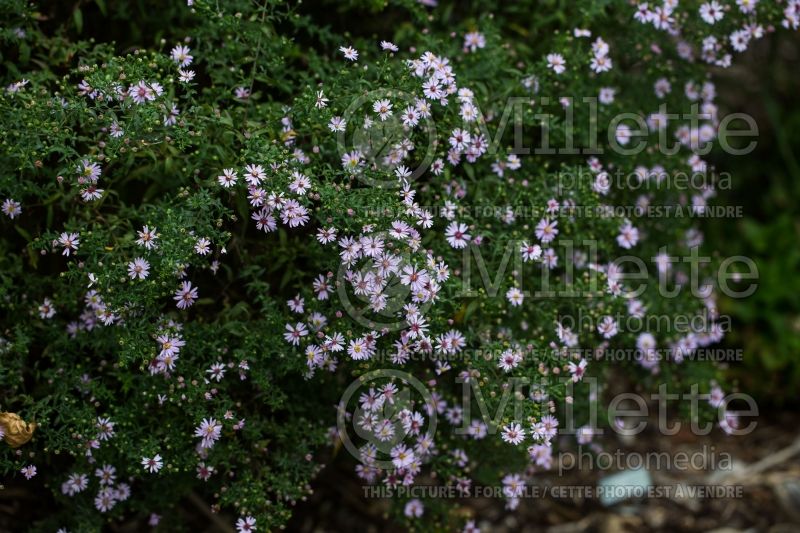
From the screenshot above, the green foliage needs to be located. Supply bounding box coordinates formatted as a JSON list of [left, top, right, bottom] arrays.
[[0, 0, 796, 531]]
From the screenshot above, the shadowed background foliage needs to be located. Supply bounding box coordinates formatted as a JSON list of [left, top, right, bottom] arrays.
[[708, 32, 800, 406]]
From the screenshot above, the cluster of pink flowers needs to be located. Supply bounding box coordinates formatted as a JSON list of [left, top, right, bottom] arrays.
[[12, 0, 796, 528], [633, 0, 778, 66], [294, 17, 752, 518]]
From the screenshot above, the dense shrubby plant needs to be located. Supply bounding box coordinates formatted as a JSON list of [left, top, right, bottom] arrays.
[[1, 0, 797, 531]]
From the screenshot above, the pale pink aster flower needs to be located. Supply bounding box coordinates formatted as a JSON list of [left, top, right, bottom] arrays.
[[390, 443, 416, 468], [94, 487, 116, 512], [141, 454, 163, 473], [339, 46, 358, 61], [341, 150, 363, 173], [127, 257, 150, 280], [372, 99, 393, 121], [58, 232, 80, 256], [546, 53, 566, 74], [244, 164, 266, 185], [534, 218, 558, 243], [597, 315, 618, 338], [506, 287, 524, 307], [174, 281, 198, 309], [599, 87, 616, 104], [170, 44, 193, 67], [130, 81, 156, 104], [709, 385, 725, 408], [158, 335, 185, 359], [404, 499, 424, 518], [520, 242, 542, 262], [577, 425, 594, 445], [196, 462, 215, 481], [206, 362, 226, 381], [328, 116, 346, 132], [236, 516, 257, 533], [194, 418, 222, 448], [39, 297, 56, 319], [251, 208, 277, 232], [287, 294, 304, 313], [617, 221, 639, 249], [77, 159, 102, 182], [316, 227, 337, 244], [80, 184, 104, 201], [163, 103, 180, 126], [96, 417, 115, 441], [136, 225, 159, 249], [463, 31, 486, 52], [502, 473, 525, 498], [61, 473, 89, 496], [463, 520, 481, 533], [445, 221, 471, 249], [568, 359, 588, 382], [194, 237, 211, 255], [95, 464, 116, 485], [737, 0, 758, 14], [283, 322, 308, 345], [314, 90, 328, 109], [218, 168, 238, 188], [501, 422, 525, 445], [2, 198, 21, 219], [497, 349, 522, 372], [20, 465, 37, 479], [699, 1, 725, 24], [178, 69, 195, 83]]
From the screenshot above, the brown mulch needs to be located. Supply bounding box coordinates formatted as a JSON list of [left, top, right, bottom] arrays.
[[288, 411, 800, 533]]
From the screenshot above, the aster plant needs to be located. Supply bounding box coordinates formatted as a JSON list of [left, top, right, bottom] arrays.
[[1, 0, 794, 531]]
